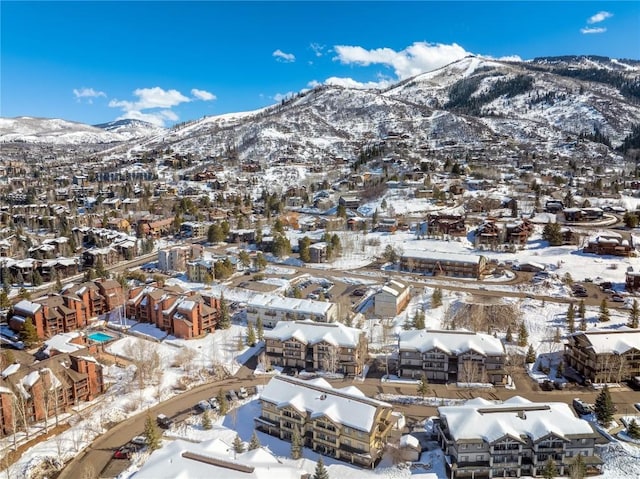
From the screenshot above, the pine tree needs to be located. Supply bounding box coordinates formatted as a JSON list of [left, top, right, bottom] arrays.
[[217, 389, 228, 416], [542, 456, 558, 479], [313, 457, 330, 479], [431, 288, 443, 308], [413, 310, 425, 330], [517, 322, 529, 347], [290, 427, 303, 459], [505, 325, 513, 343], [0, 290, 10, 309], [144, 413, 162, 450], [218, 293, 231, 329], [246, 322, 256, 346], [525, 344, 536, 363], [20, 317, 39, 347], [567, 303, 576, 333], [628, 299, 639, 329], [417, 374, 429, 398], [202, 410, 212, 430], [553, 327, 561, 343], [627, 418, 640, 439], [578, 300, 587, 331], [594, 385, 615, 427], [248, 431, 261, 450], [233, 434, 245, 453], [598, 299, 610, 322], [569, 453, 586, 479], [256, 316, 264, 341]]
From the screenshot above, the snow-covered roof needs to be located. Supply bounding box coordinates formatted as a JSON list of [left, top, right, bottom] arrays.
[[14, 299, 41, 315], [379, 279, 410, 297], [260, 376, 391, 433], [248, 293, 335, 316], [1, 363, 20, 379], [401, 249, 483, 264], [263, 320, 362, 348], [575, 328, 640, 355], [399, 330, 505, 356], [44, 331, 85, 355], [439, 396, 596, 444]]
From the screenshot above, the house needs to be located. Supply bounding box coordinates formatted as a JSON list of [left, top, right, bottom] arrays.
[[246, 294, 338, 328], [398, 330, 507, 385], [583, 233, 635, 257], [505, 219, 534, 245], [374, 280, 411, 317], [545, 200, 564, 213], [264, 320, 367, 376], [564, 328, 640, 383], [400, 251, 488, 279], [0, 350, 105, 435], [475, 220, 502, 245], [626, 268, 640, 291], [338, 195, 360, 209], [427, 214, 467, 236], [377, 218, 398, 233], [255, 376, 395, 467], [308, 243, 327, 263], [437, 397, 603, 479]]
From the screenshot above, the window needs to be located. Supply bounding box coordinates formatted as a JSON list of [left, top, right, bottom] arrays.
[[476, 455, 483, 461]]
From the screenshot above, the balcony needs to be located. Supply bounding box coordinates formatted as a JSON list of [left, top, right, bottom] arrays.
[[314, 434, 338, 447]]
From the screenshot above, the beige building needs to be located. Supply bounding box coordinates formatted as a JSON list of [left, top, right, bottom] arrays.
[[246, 293, 338, 328], [564, 328, 640, 383], [374, 280, 411, 317], [400, 250, 488, 279], [398, 330, 507, 385], [158, 245, 202, 272], [255, 376, 395, 468], [437, 397, 603, 478], [264, 320, 367, 376]]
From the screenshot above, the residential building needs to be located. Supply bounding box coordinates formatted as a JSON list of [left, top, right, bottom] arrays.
[[159, 245, 202, 272], [437, 397, 603, 478], [264, 320, 367, 376], [0, 350, 105, 436], [246, 293, 338, 328], [564, 328, 640, 383], [400, 251, 488, 279], [398, 330, 507, 385], [374, 280, 411, 317], [427, 214, 467, 236], [626, 268, 640, 291], [255, 376, 395, 467], [583, 233, 635, 257], [308, 243, 327, 263]]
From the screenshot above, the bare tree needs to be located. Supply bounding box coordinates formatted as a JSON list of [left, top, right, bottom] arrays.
[[321, 346, 339, 374], [123, 339, 162, 394]]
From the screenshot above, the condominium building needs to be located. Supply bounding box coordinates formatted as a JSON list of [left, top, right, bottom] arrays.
[[255, 376, 394, 467], [564, 328, 640, 383], [437, 397, 603, 478], [246, 293, 338, 328], [400, 250, 488, 279], [398, 330, 507, 385], [374, 280, 411, 317], [263, 320, 367, 376]]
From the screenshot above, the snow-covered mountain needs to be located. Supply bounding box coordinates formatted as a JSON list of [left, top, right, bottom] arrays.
[[0, 117, 164, 144], [2, 55, 638, 161]]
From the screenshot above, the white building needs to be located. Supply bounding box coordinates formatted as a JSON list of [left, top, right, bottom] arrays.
[[246, 293, 338, 328], [374, 279, 411, 317]]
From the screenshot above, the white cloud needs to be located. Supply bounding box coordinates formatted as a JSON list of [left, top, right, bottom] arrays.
[[109, 87, 190, 111], [310, 43, 325, 57], [273, 49, 296, 62], [273, 91, 296, 102], [191, 88, 216, 101], [73, 87, 106, 103], [497, 55, 523, 62], [324, 76, 392, 90], [587, 11, 613, 24], [333, 42, 470, 80], [307, 80, 321, 89], [581, 27, 607, 34], [116, 109, 178, 127]]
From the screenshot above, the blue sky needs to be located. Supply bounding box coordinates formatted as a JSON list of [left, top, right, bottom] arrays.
[[2, 1, 639, 127]]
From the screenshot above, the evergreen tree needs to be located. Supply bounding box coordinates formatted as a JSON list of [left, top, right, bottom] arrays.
[[202, 410, 212, 430], [402, 318, 413, 330], [594, 385, 615, 427], [218, 293, 231, 329], [299, 236, 311, 262], [208, 223, 224, 243], [598, 299, 610, 322], [18, 287, 31, 299], [256, 316, 264, 341], [542, 222, 563, 246], [567, 303, 576, 333], [144, 413, 162, 450], [578, 300, 586, 320], [553, 327, 561, 343], [542, 456, 558, 479], [505, 325, 513, 343], [569, 453, 586, 479], [246, 322, 256, 347], [557, 361, 565, 377], [383, 245, 398, 263], [431, 288, 443, 308], [628, 299, 639, 328], [417, 374, 429, 398], [627, 418, 640, 439], [32, 270, 43, 287], [95, 256, 108, 279], [217, 389, 229, 416], [20, 317, 39, 347], [517, 322, 529, 347], [525, 344, 536, 363], [233, 434, 245, 453], [413, 310, 425, 330], [255, 252, 267, 270], [336, 203, 347, 219], [290, 427, 303, 459], [0, 290, 10, 309], [313, 457, 330, 479], [248, 431, 261, 450]]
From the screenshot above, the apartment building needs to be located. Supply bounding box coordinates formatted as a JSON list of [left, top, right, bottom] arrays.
[[126, 285, 220, 339], [564, 328, 640, 383], [374, 280, 411, 317], [255, 376, 394, 467], [437, 397, 603, 479], [0, 350, 104, 436], [583, 233, 635, 257], [400, 250, 488, 279], [246, 293, 338, 328], [263, 320, 367, 376], [158, 245, 202, 272], [398, 330, 507, 385]]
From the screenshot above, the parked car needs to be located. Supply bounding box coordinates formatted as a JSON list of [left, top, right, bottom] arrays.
[[208, 397, 220, 410], [540, 380, 554, 391], [351, 288, 365, 296], [572, 398, 593, 415], [131, 436, 147, 447], [114, 446, 133, 459], [238, 387, 248, 399], [611, 294, 625, 302], [156, 414, 173, 429], [195, 400, 212, 412], [226, 390, 238, 402]]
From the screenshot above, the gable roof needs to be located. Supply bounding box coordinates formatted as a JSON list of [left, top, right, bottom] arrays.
[[263, 320, 362, 348], [399, 329, 505, 356]]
